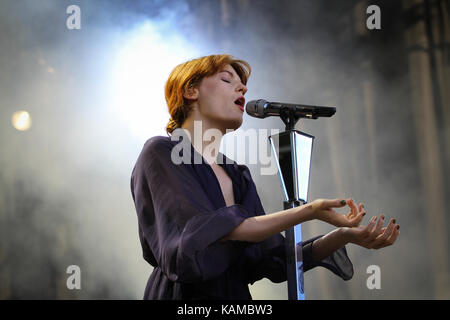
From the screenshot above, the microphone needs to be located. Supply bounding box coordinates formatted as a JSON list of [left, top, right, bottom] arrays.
[[246, 99, 336, 119]]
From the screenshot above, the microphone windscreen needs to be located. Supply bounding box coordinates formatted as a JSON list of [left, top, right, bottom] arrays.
[[245, 99, 268, 118]]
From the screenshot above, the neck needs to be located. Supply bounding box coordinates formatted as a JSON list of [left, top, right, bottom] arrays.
[[181, 117, 224, 165]]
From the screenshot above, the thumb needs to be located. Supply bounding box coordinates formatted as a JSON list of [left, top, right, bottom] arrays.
[[327, 198, 347, 208], [312, 198, 347, 212]]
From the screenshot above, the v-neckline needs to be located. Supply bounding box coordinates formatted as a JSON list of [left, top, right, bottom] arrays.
[[189, 142, 237, 207], [206, 159, 237, 207]]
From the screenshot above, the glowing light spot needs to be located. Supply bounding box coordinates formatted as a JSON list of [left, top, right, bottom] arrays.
[[12, 111, 32, 131], [109, 21, 198, 141]]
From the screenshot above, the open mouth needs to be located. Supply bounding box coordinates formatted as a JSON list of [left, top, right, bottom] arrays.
[[234, 97, 245, 112]]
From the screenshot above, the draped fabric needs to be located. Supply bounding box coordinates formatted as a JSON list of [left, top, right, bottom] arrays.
[[130, 134, 353, 299]]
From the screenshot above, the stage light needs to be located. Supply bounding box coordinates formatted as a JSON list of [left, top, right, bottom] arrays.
[[11, 111, 32, 131], [109, 21, 198, 142]]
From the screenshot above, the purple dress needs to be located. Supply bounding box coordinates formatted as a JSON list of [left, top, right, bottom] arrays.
[[130, 134, 353, 300]]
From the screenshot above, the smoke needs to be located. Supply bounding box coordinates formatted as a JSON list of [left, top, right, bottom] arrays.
[[0, 0, 201, 299], [0, 0, 448, 299], [230, 0, 444, 299]]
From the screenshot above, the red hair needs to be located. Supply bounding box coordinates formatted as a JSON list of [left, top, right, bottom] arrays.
[[164, 54, 251, 136]]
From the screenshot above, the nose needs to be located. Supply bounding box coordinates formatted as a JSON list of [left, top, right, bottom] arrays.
[[236, 82, 247, 95]]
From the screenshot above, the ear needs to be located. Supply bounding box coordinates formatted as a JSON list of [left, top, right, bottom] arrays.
[[183, 86, 199, 101]]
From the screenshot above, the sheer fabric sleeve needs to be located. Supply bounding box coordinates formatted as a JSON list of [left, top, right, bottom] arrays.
[[131, 137, 252, 284], [302, 235, 354, 280], [244, 233, 354, 285]]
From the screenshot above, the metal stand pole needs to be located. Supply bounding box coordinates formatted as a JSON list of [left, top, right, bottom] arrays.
[[268, 110, 315, 300]]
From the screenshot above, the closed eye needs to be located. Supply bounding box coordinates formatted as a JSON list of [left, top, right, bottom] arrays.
[[222, 79, 231, 83]]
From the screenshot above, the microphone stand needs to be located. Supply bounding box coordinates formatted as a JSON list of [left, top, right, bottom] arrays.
[[268, 108, 316, 300]]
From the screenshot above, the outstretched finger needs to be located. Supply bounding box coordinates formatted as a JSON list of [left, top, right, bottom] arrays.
[[386, 223, 400, 245], [357, 202, 366, 218], [347, 198, 358, 219], [353, 207, 366, 226], [358, 203, 366, 216], [358, 202, 364, 212], [366, 216, 378, 233], [372, 214, 385, 236], [372, 218, 396, 248]]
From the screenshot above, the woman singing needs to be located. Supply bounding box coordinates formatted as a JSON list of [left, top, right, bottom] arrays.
[[130, 54, 400, 300]]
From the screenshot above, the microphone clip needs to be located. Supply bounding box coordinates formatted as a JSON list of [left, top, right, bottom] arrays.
[[279, 107, 311, 131]]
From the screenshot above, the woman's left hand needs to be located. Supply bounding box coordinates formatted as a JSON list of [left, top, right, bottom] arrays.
[[343, 214, 400, 249]]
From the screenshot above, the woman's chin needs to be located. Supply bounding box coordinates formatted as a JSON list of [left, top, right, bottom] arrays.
[[209, 115, 243, 133], [224, 117, 243, 131]]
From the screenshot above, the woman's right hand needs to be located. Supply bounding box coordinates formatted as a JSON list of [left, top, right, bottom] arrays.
[[309, 198, 366, 227]]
